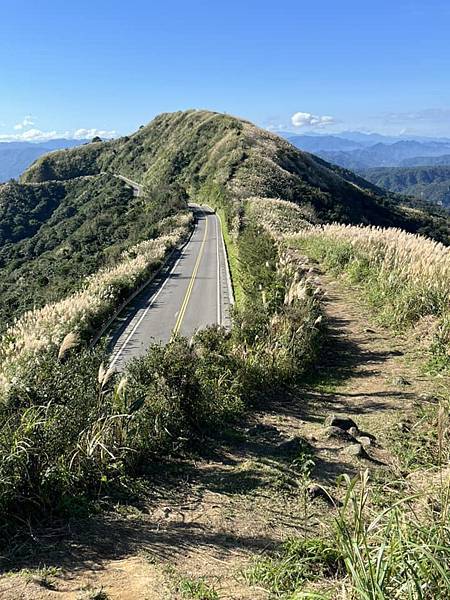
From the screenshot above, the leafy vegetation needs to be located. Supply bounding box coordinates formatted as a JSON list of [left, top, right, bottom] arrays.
[[0, 196, 322, 541], [249, 470, 450, 599], [21, 110, 450, 240], [0, 212, 192, 399], [1, 110, 450, 597]]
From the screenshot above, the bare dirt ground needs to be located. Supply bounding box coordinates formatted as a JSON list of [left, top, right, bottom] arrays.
[[0, 272, 444, 600]]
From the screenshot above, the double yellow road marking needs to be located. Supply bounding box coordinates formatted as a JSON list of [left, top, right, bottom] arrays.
[[172, 213, 208, 337]]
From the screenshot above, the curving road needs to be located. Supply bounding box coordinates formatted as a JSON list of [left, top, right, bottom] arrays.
[[107, 205, 234, 371]]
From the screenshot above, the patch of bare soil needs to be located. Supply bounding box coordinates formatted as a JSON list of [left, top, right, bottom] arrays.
[[0, 272, 443, 600]]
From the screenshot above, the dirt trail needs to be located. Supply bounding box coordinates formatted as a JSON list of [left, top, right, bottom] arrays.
[[0, 273, 439, 600]]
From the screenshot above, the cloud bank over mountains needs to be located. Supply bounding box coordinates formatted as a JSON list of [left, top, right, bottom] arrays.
[[0, 116, 116, 142]]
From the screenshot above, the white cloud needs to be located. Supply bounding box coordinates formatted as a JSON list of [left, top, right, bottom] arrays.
[[13, 115, 35, 130], [383, 108, 450, 124], [0, 126, 117, 142], [73, 128, 116, 139], [291, 111, 335, 129], [0, 128, 59, 141]]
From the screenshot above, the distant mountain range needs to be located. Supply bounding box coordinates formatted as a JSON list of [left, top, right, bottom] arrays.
[[281, 132, 450, 169], [278, 131, 450, 208], [0, 139, 86, 182], [400, 154, 450, 167]]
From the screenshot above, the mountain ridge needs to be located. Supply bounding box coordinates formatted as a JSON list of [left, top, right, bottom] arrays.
[[21, 109, 444, 234]]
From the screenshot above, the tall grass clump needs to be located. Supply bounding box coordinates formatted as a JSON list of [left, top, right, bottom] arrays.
[[295, 224, 450, 327], [246, 196, 313, 237], [248, 470, 450, 599], [333, 470, 450, 599], [293, 224, 450, 366]]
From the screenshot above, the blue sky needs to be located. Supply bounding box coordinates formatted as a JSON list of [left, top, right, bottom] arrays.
[[1, 0, 450, 140]]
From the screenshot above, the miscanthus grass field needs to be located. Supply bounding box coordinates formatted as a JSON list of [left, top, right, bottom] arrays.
[[1, 187, 449, 599], [292, 222, 450, 368], [0, 199, 323, 546]]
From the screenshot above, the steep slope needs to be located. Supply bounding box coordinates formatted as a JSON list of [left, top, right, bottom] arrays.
[[0, 174, 186, 330], [21, 109, 449, 234], [361, 165, 450, 207]]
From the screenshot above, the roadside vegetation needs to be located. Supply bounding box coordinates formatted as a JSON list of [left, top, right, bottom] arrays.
[[0, 211, 192, 399], [0, 194, 323, 546], [293, 223, 450, 369], [0, 175, 188, 332], [240, 207, 450, 599]]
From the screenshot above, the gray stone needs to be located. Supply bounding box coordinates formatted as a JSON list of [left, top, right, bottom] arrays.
[[275, 436, 313, 456], [350, 426, 376, 442], [323, 426, 356, 443], [348, 426, 362, 437], [324, 414, 358, 431], [357, 436, 372, 447]]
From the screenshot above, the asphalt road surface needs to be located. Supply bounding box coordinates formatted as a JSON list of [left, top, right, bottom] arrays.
[[108, 205, 233, 371]]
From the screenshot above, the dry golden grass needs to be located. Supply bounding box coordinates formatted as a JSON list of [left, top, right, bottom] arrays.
[[0, 212, 192, 399], [246, 197, 311, 237], [295, 223, 450, 311]]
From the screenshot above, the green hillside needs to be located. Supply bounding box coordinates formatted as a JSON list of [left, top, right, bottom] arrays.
[[360, 165, 450, 207], [0, 174, 186, 331]]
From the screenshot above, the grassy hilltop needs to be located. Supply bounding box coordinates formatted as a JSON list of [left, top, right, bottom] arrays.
[[2, 108, 447, 331], [21, 109, 450, 236]]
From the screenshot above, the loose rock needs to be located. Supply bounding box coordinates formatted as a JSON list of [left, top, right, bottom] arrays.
[[357, 436, 372, 447], [348, 426, 361, 437], [323, 426, 356, 443], [275, 436, 312, 456], [349, 426, 376, 442], [324, 414, 358, 431]]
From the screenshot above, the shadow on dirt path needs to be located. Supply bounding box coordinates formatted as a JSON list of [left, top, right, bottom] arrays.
[[0, 269, 440, 599]]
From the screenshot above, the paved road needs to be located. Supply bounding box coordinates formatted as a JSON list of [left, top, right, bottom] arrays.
[[108, 205, 233, 371]]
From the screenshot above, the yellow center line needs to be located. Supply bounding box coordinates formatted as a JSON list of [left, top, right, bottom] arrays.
[[172, 213, 208, 337]]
